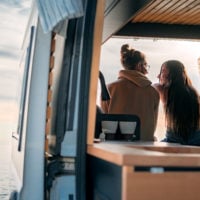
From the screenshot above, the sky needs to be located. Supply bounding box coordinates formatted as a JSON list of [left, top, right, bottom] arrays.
[[0, 0, 31, 122], [0, 0, 31, 100], [100, 38, 200, 90]]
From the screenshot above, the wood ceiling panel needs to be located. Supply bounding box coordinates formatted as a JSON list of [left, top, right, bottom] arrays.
[[160, 0, 198, 23], [132, 0, 200, 25], [136, 0, 174, 22]]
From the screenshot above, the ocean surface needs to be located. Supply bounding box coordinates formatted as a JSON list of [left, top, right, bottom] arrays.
[[0, 101, 17, 200], [0, 123, 14, 199]]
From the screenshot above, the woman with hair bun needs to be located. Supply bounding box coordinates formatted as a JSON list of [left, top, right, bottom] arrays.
[[154, 60, 200, 145], [101, 44, 160, 141]]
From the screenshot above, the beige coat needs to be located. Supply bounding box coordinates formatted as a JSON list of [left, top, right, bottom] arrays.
[[101, 70, 160, 141]]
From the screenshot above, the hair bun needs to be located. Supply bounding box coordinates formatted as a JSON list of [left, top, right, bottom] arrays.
[[121, 44, 130, 54], [121, 44, 135, 58]]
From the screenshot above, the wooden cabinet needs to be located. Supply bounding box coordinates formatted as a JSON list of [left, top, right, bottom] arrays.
[[123, 166, 200, 200], [87, 142, 200, 200]]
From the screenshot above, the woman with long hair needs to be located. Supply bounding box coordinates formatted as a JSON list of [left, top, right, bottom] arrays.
[[154, 60, 200, 145]]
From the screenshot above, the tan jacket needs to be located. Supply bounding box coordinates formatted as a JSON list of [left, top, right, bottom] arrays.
[[101, 70, 160, 141]]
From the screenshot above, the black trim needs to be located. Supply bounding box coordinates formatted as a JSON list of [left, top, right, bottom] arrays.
[[135, 166, 200, 172], [76, 0, 98, 199], [53, 20, 77, 155], [115, 22, 200, 40]]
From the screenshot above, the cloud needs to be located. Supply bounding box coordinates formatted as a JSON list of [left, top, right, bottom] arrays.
[[0, 67, 18, 98], [0, 99, 18, 122], [0, 0, 30, 9], [0, 49, 19, 60], [0, 95, 16, 101], [0, 1, 31, 48]]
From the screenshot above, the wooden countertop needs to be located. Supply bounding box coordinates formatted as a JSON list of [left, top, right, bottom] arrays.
[[87, 141, 200, 166]]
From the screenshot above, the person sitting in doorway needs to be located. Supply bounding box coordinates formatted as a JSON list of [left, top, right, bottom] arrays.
[[154, 60, 200, 146], [101, 44, 160, 141]]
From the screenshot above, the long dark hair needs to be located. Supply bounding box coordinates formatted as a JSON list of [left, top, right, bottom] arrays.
[[164, 60, 200, 142]]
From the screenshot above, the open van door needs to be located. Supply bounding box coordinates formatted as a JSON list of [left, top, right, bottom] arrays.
[[10, 0, 105, 199], [45, 1, 105, 199]]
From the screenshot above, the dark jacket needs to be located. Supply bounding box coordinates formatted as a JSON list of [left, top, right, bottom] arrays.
[[162, 130, 200, 146]]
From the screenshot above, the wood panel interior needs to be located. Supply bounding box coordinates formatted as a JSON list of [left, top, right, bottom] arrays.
[[87, 0, 105, 145], [45, 32, 56, 153], [132, 0, 200, 25], [122, 166, 200, 200]]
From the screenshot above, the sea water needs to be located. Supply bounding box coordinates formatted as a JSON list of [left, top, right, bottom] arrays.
[[0, 124, 9, 199], [0, 122, 17, 200], [0, 102, 18, 200]]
